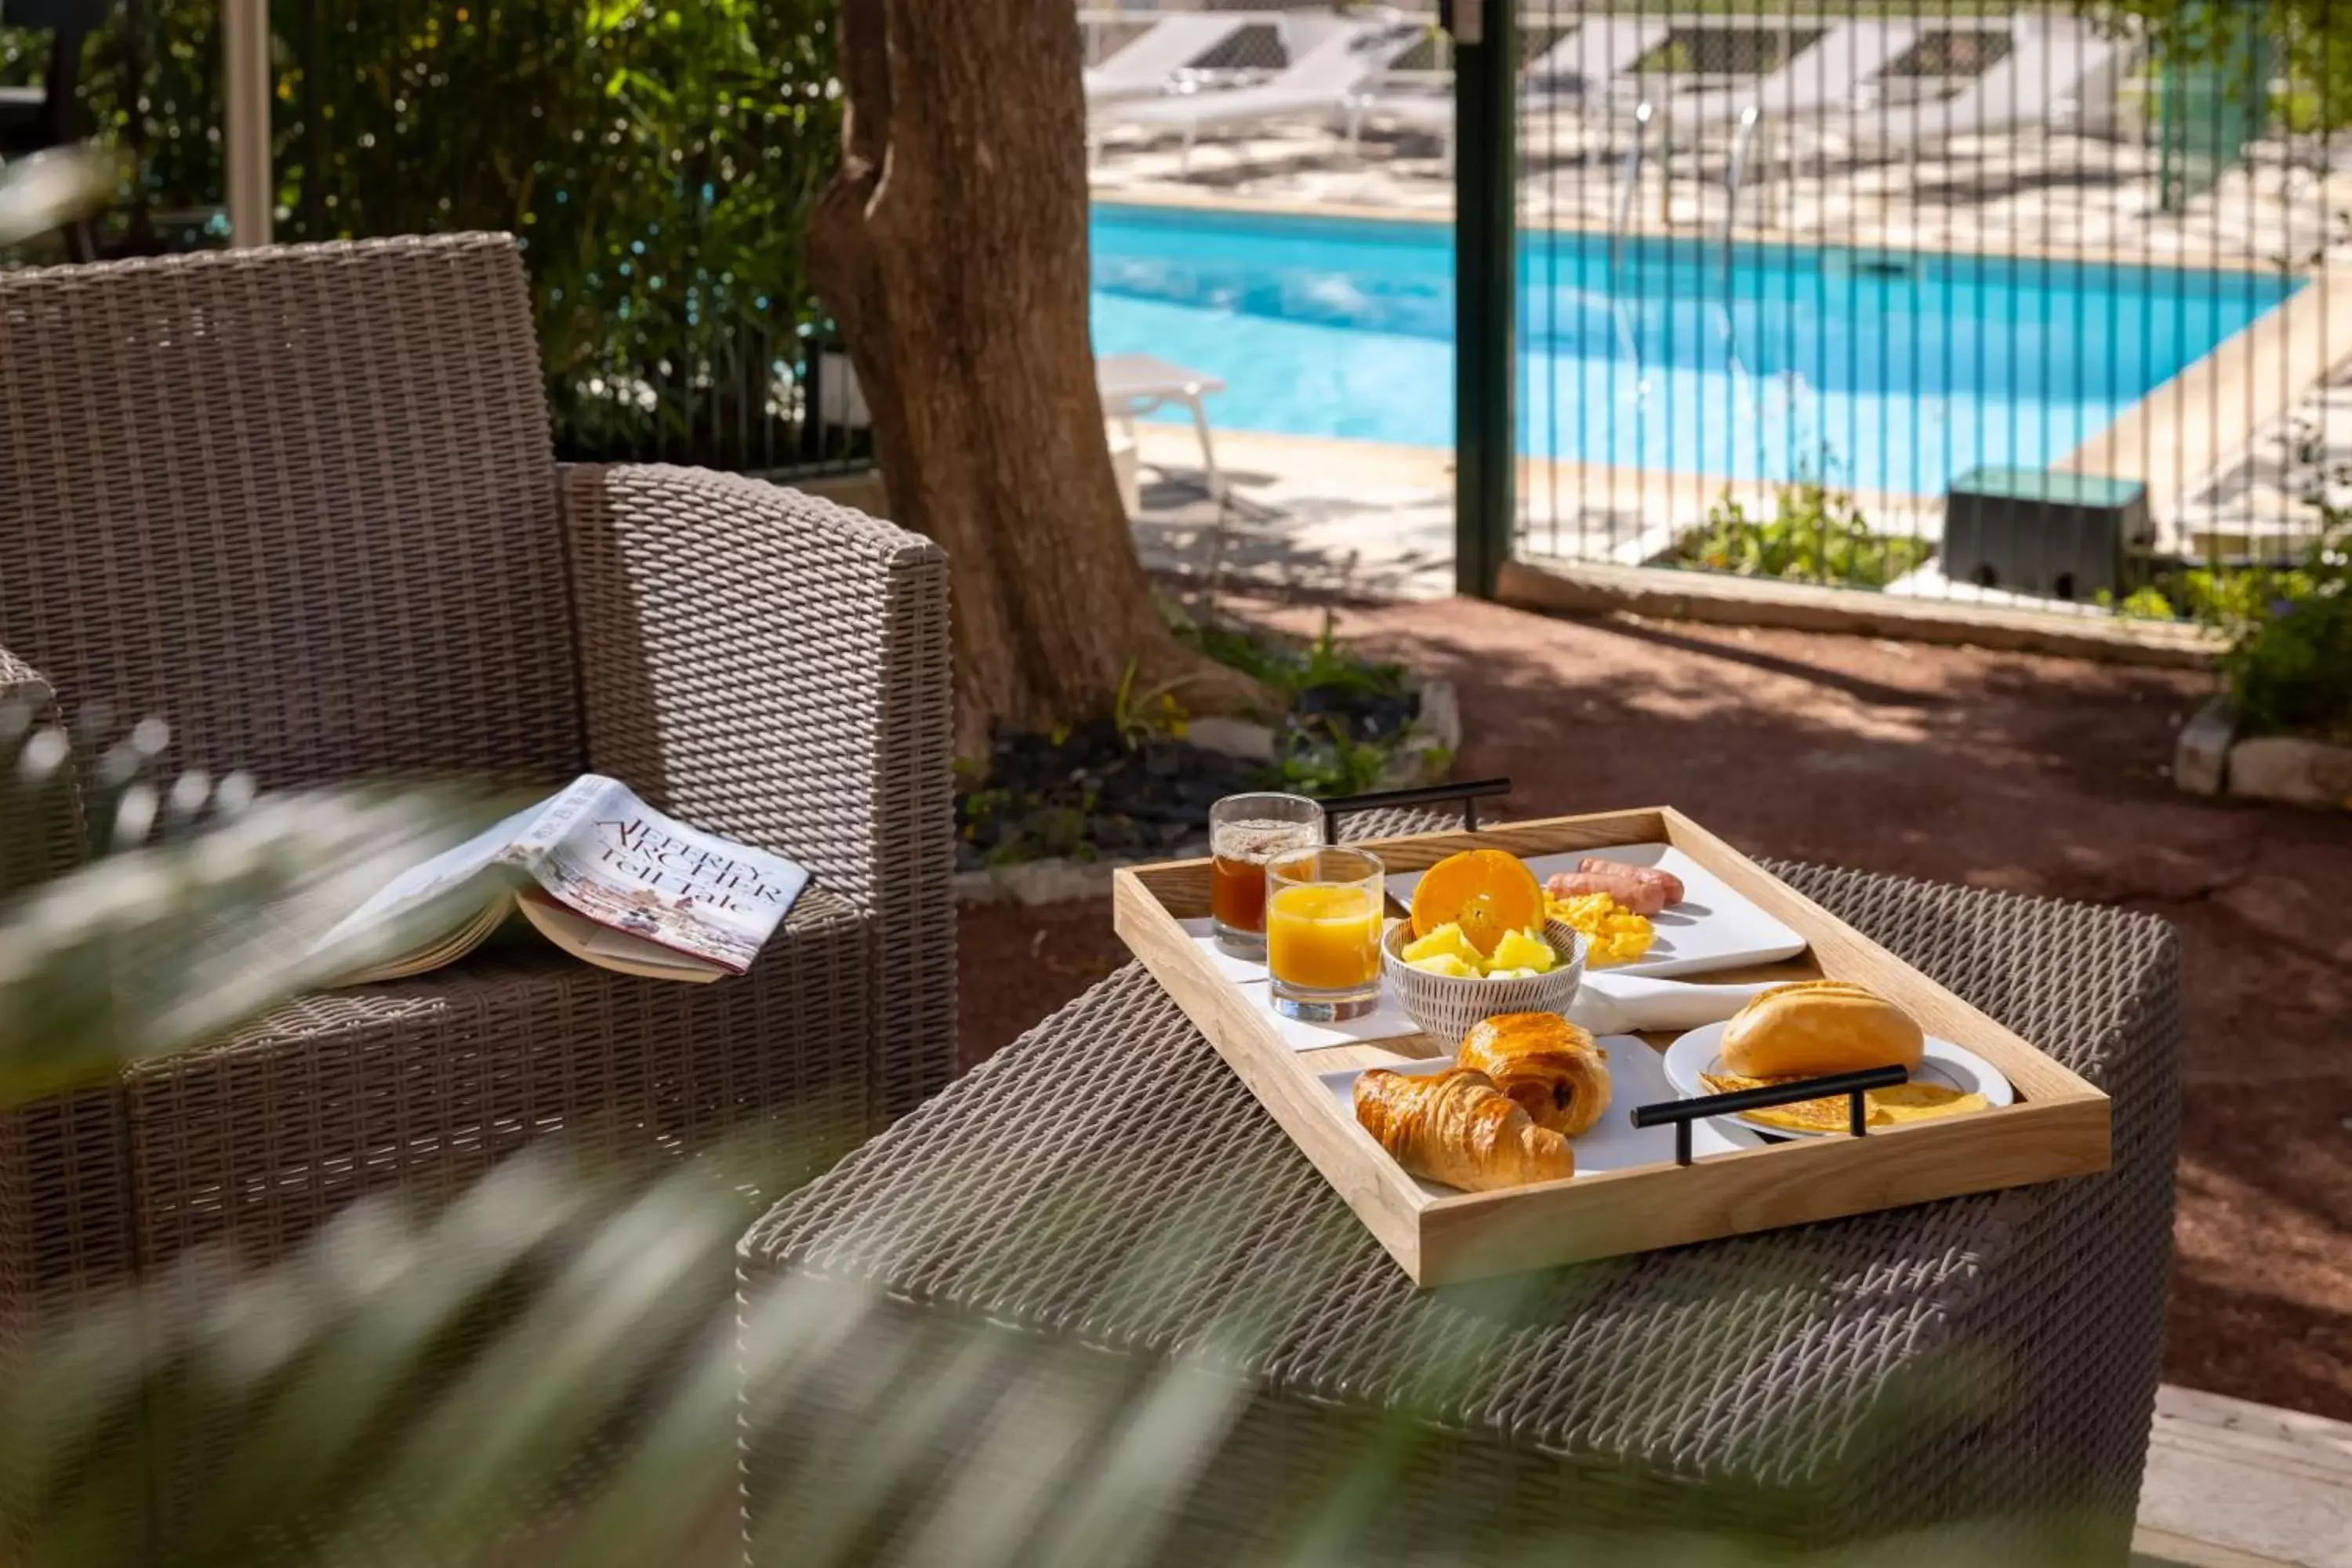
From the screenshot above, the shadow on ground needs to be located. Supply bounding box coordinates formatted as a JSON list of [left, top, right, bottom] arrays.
[[1132, 467, 1455, 601]]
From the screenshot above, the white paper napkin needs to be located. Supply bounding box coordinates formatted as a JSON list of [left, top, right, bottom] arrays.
[[1176, 916, 1272, 983], [1243, 980, 1422, 1052], [1567, 971, 1779, 1036]]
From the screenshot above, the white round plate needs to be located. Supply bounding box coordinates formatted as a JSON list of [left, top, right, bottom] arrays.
[[1661, 1021, 2015, 1138]]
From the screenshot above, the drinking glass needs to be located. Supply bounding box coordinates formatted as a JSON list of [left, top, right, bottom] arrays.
[[1265, 844, 1386, 1022], [1208, 793, 1324, 957]]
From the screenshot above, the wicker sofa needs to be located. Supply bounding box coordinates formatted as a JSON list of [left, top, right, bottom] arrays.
[[0, 234, 954, 1317]]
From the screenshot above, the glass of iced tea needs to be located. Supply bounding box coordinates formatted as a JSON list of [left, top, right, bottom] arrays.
[[1265, 844, 1386, 1021], [1208, 793, 1324, 958]]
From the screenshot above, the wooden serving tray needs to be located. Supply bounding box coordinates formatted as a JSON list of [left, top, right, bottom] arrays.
[[1111, 807, 2111, 1287]]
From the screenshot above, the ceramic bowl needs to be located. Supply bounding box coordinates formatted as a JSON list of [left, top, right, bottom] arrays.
[[1381, 917, 1587, 1047]]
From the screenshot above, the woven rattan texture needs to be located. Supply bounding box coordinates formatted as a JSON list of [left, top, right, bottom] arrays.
[[140, 890, 876, 1544], [740, 809, 2180, 1559], [0, 650, 122, 1346], [561, 464, 956, 1119], [0, 234, 580, 790], [0, 234, 956, 1286], [1773, 861, 2183, 1559], [1, 234, 960, 1552], [2, 657, 118, 1561], [129, 886, 873, 1270]]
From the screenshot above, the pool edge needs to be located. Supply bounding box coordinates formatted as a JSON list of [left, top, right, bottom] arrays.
[[1094, 187, 2301, 278], [2055, 265, 2352, 534]]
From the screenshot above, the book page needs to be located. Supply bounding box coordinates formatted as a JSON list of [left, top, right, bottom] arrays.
[[312, 796, 547, 965], [514, 893, 724, 984], [336, 899, 518, 988], [528, 779, 811, 976]]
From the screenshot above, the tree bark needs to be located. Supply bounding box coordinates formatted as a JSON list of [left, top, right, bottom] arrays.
[[809, 0, 1261, 757]]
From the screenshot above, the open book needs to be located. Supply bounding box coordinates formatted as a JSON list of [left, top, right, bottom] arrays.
[[318, 775, 810, 985]]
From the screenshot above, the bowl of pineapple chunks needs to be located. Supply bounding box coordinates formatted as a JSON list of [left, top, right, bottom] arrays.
[[1381, 916, 1587, 1047]]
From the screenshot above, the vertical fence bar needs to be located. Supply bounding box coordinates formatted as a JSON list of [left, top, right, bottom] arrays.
[[297, 0, 325, 240], [1453, 0, 1517, 598]]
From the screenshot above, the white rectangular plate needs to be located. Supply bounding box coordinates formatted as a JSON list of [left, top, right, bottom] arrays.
[[1384, 842, 1807, 978], [1316, 1037, 1765, 1195]]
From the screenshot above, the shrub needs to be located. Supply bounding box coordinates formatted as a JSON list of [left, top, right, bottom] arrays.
[[2111, 510, 2352, 741], [2118, 0, 2352, 134], [2200, 521, 2352, 742], [1675, 474, 1933, 590], [2228, 586, 2352, 741], [5, 2, 844, 466]]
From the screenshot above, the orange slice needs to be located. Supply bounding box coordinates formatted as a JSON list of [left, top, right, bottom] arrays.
[[1408, 849, 1544, 958]]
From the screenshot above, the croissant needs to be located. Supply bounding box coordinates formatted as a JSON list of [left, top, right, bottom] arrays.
[[1352, 1068, 1575, 1192], [1457, 1012, 1613, 1138]]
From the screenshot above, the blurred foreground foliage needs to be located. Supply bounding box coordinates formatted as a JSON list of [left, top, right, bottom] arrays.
[[0, 142, 114, 249], [1, 0, 841, 463]]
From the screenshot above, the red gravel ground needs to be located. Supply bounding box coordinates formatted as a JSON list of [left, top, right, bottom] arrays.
[[957, 593, 2352, 1423]]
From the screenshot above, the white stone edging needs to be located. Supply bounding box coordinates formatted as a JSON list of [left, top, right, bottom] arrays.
[[2172, 694, 2352, 810]]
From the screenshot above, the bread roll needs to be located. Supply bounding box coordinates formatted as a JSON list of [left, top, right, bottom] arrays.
[[1719, 980, 1924, 1077]]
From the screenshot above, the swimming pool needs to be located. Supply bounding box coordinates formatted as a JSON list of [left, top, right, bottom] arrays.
[[1089, 201, 2299, 496]]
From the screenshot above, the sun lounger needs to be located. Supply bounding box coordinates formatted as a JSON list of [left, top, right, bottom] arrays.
[[1523, 15, 1675, 103], [1091, 14, 1424, 172], [1098, 353, 1227, 500], [1352, 16, 1671, 169], [814, 350, 1227, 502], [1083, 15, 1250, 107], [1665, 19, 1926, 132], [1842, 16, 2134, 147]]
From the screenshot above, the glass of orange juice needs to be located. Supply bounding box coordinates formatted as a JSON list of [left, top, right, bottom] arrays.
[[1265, 845, 1386, 1022]]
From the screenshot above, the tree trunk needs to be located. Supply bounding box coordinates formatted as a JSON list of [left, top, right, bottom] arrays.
[[809, 0, 1261, 757]]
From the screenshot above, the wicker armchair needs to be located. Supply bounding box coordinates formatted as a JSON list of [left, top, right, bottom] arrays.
[[0, 235, 955, 1302]]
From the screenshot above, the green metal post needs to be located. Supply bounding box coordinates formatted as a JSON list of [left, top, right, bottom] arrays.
[[1453, 0, 1517, 599]]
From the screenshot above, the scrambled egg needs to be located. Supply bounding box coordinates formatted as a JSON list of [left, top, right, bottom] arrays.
[[1544, 891, 1655, 968]]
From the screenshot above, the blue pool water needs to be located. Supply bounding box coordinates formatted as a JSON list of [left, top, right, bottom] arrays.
[[1090, 202, 2299, 496]]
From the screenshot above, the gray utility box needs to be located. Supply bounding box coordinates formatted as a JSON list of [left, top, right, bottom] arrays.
[[1942, 466, 2153, 602]]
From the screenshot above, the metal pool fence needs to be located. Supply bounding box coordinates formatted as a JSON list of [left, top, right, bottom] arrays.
[[1504, 0, 2343, 618], [1084, 0, 2342, 619], [9, 0, 2339, 604]]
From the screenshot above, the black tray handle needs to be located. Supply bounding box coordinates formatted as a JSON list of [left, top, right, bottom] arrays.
[[1631, 1065, 1912, 1166], [1316, 778, 1514, 842]]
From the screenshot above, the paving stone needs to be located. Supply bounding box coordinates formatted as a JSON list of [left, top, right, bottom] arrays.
[[2139, 1385, 2352, 1568], [2174, 695, 2237, 797], [1185, 716, 1278, 763], [2227, 735, 2352, 810]]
